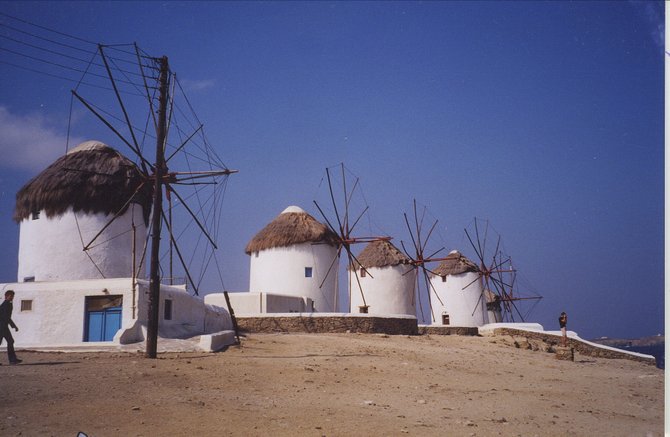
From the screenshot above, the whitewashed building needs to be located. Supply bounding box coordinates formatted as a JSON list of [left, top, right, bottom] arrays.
[[348, 239, 416, 316], [429, 250, 489, 327], [2, 140, 233, 348], [485, 289, 503, 323], [245, 206, 340, 312]]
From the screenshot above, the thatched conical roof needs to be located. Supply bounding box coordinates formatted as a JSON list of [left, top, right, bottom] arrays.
[[14, 140, 152, 223], [432, 250, 479, 276], [349, 239, 411, 270], [245, 206, 339, 254]]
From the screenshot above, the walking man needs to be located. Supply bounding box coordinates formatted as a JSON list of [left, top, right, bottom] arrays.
[[0, 290, 22, 364]]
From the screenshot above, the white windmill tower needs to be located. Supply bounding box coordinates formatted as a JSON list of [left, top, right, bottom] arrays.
[[245, 206, 340, 312], [348, 239, 416, 316], [429, 250, 488, 327], [14, 140, 151, 283]]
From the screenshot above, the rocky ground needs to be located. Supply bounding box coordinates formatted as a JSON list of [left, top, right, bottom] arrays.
[[0, 333, 663, 436]]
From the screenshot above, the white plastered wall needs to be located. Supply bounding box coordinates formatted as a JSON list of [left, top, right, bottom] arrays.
[[137, 281, 232, 340], [249, 243, 338, 312], [349, 265, 417, 315], [2, 278, 137, 345], [206, 292, 313, 314], [429, 271, 489, 327], [18, 206, 147, 282], [487, 307, 503, 323], [1, 278, 232, 347]]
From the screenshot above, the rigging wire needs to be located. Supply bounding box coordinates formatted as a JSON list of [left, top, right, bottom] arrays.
[[158, 104, 232, 292], [174, 76, 228, 169], [0, 59, 144, 95], [0, 12, 143, 57], [0, 45, 147, 90], [0, 21, 98, 55], [0, 32, 146, 78], [0, 11, 99, 45]]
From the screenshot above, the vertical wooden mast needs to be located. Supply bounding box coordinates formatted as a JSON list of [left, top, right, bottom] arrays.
[[146, 56, 169, 359]]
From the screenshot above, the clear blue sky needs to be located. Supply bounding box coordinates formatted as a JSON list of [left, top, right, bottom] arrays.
[[0, 1, 664, 339]]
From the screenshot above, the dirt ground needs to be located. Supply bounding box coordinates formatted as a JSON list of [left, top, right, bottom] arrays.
[[0, 333, 663, 436]]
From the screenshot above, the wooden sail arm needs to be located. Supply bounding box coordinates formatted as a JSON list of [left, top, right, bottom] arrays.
[[72, 90, 154, 173], [338, 236, 392, 245], [487, 268, 517, 274], [98, 44, 145, 174], [408, 251, 472, 267], [167, 169, 238, 183], [498, 295, 543, 302]]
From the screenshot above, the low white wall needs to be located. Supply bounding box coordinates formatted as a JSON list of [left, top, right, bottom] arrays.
[[135, 281, 232, 340], [478, 322, 546, 336], [206, 292, 312, 315], [199, 331, 237, 352], [206, 292, 258, 313], [265, 293, 312, 313]]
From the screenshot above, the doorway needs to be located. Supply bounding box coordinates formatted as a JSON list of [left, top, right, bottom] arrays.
[[85, 295, 123, 342]]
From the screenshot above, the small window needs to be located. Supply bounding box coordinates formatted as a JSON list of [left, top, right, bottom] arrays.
[[164, 299, 173, 320], [360, 268, 366, 278], [23, 276, 35, 283], [254, 251, 259, 258], [20, 300, 33, 312], [442, 314, 450, 325], [359, 305, 369, 314], [441, 275, 446, 283], [32, 211, 40, 220], [305, 267, 313, 278]]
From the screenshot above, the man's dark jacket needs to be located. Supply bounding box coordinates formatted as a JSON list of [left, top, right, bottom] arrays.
[[0, 300, 17, 330]]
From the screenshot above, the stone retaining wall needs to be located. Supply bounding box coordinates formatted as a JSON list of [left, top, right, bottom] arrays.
[[493, 327, 657, 366], [418, 326, 479, 336], [237, 315, 419, 335]]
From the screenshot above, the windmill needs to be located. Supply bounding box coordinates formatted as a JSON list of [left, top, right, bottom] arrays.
[[346, 238, 417, 316], [462, 218, 542, 323], [66, 45, 237, 357], [398, 205, 540, 327], [397, 199, 453, 324], [312, 163, 391, 313]]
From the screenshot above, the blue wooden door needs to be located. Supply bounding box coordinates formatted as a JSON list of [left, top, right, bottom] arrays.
[[86, 306, 122, 341]]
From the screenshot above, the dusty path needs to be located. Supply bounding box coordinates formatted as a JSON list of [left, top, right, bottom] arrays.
[[0, 333, 663, 436]]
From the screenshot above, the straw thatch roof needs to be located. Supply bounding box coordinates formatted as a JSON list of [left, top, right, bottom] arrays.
[[14, 141, 152, 223], [348, 239, 411, 270], [245, 206, 339, 254], [432, 250, 480, 277]]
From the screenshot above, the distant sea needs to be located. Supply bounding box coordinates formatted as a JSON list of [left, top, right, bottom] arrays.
[[623, 343, 664, 369]]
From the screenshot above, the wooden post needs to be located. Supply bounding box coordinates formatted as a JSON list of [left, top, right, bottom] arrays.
[[223, 291, 241, 345], [146, 56, 169, 359], [131, 222, 136, 319]]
